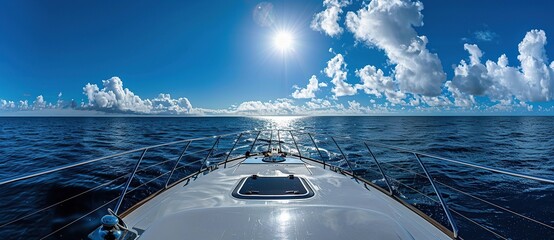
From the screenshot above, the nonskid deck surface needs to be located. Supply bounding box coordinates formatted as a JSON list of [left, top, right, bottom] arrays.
[[122, 156, 450, 240]]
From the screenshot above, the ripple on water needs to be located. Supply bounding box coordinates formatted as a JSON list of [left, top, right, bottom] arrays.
[[0, 116, 553, 239]]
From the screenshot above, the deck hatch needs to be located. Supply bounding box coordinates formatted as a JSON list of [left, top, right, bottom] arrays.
[[232, 175, 314, 199]]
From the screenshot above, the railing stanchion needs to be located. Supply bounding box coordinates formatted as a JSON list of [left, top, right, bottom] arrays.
[[364, 142, 393, 195], [361, 138, 554, 184], [200, 136, 221, 171], [289, 131, 302, 160], [224, 133, 243, 168], [165, 141, 192, 189], [8, 129, 554, 240], [114, 148, 148, 214], [249, 131, 261, 153], [268, 130, 273, 152], [308, 133, 326, 169], [413, 153, 459, 238], [277, 130, 282, 152], [331, 137, 355, 174]]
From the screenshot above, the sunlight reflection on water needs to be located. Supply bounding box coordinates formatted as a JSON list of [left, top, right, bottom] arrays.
[[253, 116, 304, 130]]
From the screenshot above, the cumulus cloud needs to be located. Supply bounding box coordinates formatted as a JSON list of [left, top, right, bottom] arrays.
[[452, 44, 493, 95], [445, 81, 476, 108], [19, 100, 29, 110], [420, 95, 452, 107], [324, 53, 357, 97], [0, 99, 15, 109], [233, 98, 297, 115], [0, 95, 67, 112], [208, 97, 401, 116], [33, 95, 46, 109], [149, 94, 193, 114], [304, 98, 333, 110], [311, 0, 351, 37], [355, 65, 407, 104], [82, 76, 193, 114], [292, 75, 322, 99], [453, 29, 554, 102], [345, 0, 446, 96]]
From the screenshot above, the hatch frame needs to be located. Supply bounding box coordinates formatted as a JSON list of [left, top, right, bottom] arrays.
[[232, 175, 315, 199]]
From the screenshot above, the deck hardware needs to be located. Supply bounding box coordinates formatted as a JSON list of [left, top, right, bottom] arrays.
[[307, 133, 326, 169], [114, 148, 148, 214], [277, 130, 282, 152], [199, 136, 221, 173], [2, 129, 554, 239], [224, 133, 243, 168], [268, 130, 273, 152], [289, 131, 302, 160], [88, 215, 122, 240], [330, 137, 355, 174], [249, 131, 261, 153], [413, 153, 459, 238], [165, 141, 191, 189], [364, 142, 394, 196]]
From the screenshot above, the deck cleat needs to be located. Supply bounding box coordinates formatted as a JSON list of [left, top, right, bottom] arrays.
[[88, 215, 122, 240]]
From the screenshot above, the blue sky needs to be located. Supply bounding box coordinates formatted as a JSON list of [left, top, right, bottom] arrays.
[[1, 0, 554, 115]]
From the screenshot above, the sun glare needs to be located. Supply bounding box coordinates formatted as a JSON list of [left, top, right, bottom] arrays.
[[274, 30, 294, 52], [256, 116, 303, 129]]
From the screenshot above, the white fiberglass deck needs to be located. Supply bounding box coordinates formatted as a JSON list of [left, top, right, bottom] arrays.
[[122, 156, 451, 239]]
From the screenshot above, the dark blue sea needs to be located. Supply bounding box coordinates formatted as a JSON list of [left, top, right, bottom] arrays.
[[0, 116, 553, 239]]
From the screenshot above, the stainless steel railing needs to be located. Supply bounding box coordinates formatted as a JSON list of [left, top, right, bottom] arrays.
[[282, 129, 554, 239], [0, 130, 257, 239], [0, 129, 553, 239]]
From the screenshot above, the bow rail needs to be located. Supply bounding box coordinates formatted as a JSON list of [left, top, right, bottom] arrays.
[[0, 129, 552, 239]]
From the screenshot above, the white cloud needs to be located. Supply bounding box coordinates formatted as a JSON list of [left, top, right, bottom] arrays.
[[82, 76, 193, 114], [345, 0, 446, 96], [215, 97, 399, 116], [516, 30, 554, 100], [452, 44, 493, 95], [445, 81, 475, 108], [56, 92, 64, 108], [474, 30, 497, 42], [149, 93, 193, 114], [311, 0, 351, 37], [421, 95, 452, 107], [453, 29, 554, 102], [292, 75, 321, 99], [1, 95, 66, 111], [355, 65, 393, 97], [233, 98, 297, 115], [304, 98, 332, 110], [0, 99, 15, 109], [347, 100, 364, 113], [355, 64, 407, 104], [19, 100, 29, 110], [324, 53, 357, 97], [33, 95, 46, 109]]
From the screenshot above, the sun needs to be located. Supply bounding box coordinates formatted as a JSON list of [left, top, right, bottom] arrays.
[[273, 30, 294, 52]]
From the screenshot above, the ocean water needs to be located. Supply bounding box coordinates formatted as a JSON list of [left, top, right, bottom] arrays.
[[0, 116, 553, 239]]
